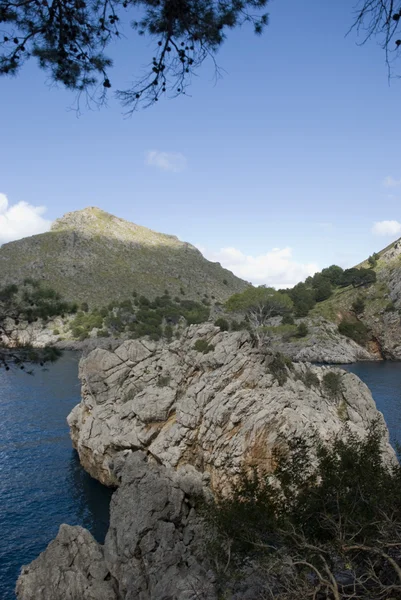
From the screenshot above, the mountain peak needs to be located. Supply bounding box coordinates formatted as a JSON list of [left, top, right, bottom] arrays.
[[50, 207, 183, 247]]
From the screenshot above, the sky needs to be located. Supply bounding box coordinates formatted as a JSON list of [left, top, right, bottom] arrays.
[[1, 0, 401, 288]]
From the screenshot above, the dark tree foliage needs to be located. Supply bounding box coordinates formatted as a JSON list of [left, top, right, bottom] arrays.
[[0, 0, 269, 110], [286, 282, 316, 317], [340, 267, 377, 288], [205, 421, 401, 599], [320, 264, 344, 286], [338, 318, 369, 345]]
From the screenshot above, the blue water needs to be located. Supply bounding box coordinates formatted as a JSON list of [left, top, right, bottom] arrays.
[[0, 352, 113, 600], [342, 362, 401, 447]]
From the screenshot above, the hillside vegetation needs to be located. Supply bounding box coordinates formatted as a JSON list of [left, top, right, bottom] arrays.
[[0, 207, 248, 307]]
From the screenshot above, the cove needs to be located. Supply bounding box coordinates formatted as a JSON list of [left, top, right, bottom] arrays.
[[0, 352, 113, 600]]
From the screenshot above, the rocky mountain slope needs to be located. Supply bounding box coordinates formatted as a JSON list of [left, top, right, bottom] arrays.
[[312, 238, 401, 359], [16, 326, 394, 599], [0, 207, 247, 307]]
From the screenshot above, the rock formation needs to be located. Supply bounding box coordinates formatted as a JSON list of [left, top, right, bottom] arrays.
[[16, 326, 394, 599], [17, 453, 216, 600], [68, 324, 390, 490]]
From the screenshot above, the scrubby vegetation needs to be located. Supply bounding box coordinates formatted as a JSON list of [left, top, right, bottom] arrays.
[[338, 319, 369, 346], [322, 371, 342, 398], [193, 339, 215, 354], [205, 421, 401, 600], [267, 352, 294, 386], [295, 322, 308, 338], [214, 317, 230, 331], [297, 368, 320, 389], [67, 292, 211, 341]]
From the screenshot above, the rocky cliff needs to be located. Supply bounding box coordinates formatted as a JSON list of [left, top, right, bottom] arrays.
[[0, 207, 247, 307], [16, 327, 394, 599], [67, 324, 389, 490]]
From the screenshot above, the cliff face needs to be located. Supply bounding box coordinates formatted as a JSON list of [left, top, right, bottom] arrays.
[[0, 207, 247, 306], [16, 328, 394, 600], [68, 324, 391, 490]]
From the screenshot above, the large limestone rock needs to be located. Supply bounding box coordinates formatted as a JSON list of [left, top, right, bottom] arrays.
[[104, 452, 216, 599], [68, 325, 392, 490], [17, 326, 394, 600], [17, 454, 216, 600]]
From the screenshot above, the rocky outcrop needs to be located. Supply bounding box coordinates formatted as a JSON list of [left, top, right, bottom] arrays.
[[103, 453, 216, 599], [17, 453, 216, 600], [270, 317, 376, 363], [16, 524, 118, 600], [68, 324, 391, 490], [16, 326, 395, 600]]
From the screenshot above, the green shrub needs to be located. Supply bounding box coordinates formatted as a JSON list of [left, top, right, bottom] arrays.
[[385, 301, 396, 312], [138, 295, 150, 307], [164, 324, 173, 339], [214, 318, 230, 331], [301, 368, 320, 389], [80, 302, 89, 312], [337, 398, 349, 421], [194, 339, 214, 354], [97, 329, 110, 337], [281, 314, 294, 325], [230, 320, 249, 331], [71, 326, 84, 338], [268, 352, 293, 386], [352, 296, 365, 315], [52, 328, 60, 335], [204, 421, 400, 599], [223, 278, 228, 285], [295, 322, 308, 337], [323, 371, 342, 398], [338, 320, 369, 345]]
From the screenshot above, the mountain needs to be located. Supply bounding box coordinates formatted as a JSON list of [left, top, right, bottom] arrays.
[[0, 207, 248, 307], [312, 237, 401, 358]]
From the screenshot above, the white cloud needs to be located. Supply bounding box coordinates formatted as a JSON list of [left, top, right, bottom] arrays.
[[0, 193, 51, 245], [372, 220, 401, 237], [383, 176, 401, 188], [145, 151, 187, 173], [198, 245, 319, 288]]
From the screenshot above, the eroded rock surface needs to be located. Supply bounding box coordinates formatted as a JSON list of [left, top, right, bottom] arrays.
[[16, 455, 216, 600], [17, 326, 394, 600], [16, 524, 117, 600], [68, 325, 391, 489]]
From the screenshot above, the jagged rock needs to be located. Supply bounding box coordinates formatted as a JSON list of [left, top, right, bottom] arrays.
[[16, 455, 216, 600], [271, 318, 375, 363], [16, 524, 117, 600], [104, 452, 216, 600], [68, 325, 392, 490]]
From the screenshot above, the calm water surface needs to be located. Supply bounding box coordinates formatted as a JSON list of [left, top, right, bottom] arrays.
[[0, 352, 113, 600], [342, 361, 401, 447]]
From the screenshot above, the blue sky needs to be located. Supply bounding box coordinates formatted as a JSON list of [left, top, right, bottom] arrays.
[[1, 0, 401, 287]]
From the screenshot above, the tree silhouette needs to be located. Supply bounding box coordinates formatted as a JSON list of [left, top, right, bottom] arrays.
[[351, 0, 401, 78], [0, 0, 269, 111]]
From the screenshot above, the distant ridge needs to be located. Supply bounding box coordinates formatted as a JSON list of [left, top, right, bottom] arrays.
[[0, 207, 248, 306]]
